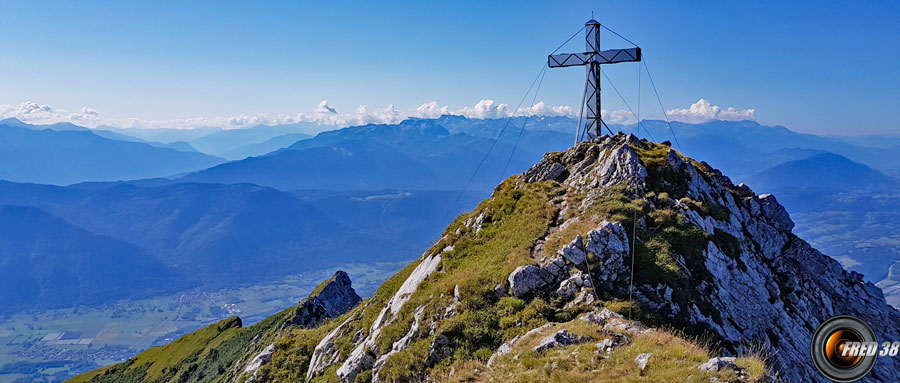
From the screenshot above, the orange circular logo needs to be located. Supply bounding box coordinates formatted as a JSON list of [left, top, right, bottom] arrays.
[[811, 315, 877, 382], [824, 329, 863, 368]]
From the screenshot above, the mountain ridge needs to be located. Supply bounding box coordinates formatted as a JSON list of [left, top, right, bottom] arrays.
[[68, 133, 900, 383], [0, 120, 224, 185], [0, 180, 485, 313], [0, 205, 187, 312], [748, 152, 897, 192]]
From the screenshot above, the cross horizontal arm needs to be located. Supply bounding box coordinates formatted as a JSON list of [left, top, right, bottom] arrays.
[[548, 47, 641, 68]]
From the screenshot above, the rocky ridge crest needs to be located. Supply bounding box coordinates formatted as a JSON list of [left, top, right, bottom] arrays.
[[521, 134, 900, 382]]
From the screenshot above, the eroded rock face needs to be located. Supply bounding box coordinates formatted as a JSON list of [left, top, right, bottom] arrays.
[[559, 235, 587, 265], [757, 194, 794, 232], [292, 272, 364, 380], [334, 249, 446, 383], [242, 344, 274, 382], [583, 221, 630, 292], [373, 305, 425, 377], [306, 313, 359, 381], [508, 256, 569, 297], [510, 219, 629, 302], [514, 134, 900, 382], [315, 270, 363, 317], [291, 270, 362, 327], [523, 160, 568, 183]]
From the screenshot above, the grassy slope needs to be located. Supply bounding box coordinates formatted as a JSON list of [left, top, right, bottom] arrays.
[[457, 320, 765, 383], [68, 310, 288, 383], [68, 138, 769, 383]]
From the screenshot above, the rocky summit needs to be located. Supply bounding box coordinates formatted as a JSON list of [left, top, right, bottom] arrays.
[[518, 134, 900, 382], [69, 133, 900, 383], [291, 271, 362, 327]]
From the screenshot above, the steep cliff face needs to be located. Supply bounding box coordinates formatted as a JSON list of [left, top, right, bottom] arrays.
[[69, 133, 900, 383], [519, 134, 900, 382], [292, 271, 362, 327]]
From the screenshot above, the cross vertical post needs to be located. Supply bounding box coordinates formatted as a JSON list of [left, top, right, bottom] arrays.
[[549, 19, 641, 142], [585, 20, 602, 141]]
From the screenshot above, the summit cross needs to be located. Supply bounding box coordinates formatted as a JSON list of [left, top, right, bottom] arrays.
[[549, 19, 641, 141]]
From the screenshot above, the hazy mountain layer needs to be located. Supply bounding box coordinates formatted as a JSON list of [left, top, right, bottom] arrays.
[[0, 205, 186, 312], [188, 123, 318, 157], [0, 120, 223, 185], [0, 180, 485, 313], [220, 132, 312, 160], [181, 118, 569, 191], [749, 152, 897, 192]]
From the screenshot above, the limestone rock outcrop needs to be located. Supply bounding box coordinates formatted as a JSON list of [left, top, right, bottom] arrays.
[[291, 270, 361, 327]]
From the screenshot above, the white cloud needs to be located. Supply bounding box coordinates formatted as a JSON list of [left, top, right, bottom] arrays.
[[413, 101, 449, 119], [666, 99, 755, 124], [0, 99, 579, 130], [315, 100, 337, 114], [1, 98, 756, 131], [18, 102, 54, 115], [69, 107, 100, 122], [601, 109, 636, 125], [456, 99, 511, 119], [0, 101, 104, 126], [514, 101, 574, 118]]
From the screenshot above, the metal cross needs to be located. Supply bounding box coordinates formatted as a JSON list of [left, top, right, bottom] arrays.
[[549, 19, 641, 141]]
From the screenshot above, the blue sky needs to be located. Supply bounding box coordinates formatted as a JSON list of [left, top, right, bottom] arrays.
[[0, 1, 898, 135]]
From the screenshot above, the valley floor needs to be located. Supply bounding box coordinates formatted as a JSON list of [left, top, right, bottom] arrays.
[[0, 262, 406, 383]]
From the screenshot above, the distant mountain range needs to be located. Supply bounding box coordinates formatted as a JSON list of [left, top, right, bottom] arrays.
[[0, 119, 223, 185], [618, 119, 900, 180], [0, 179, 484, 313], [0, 117, 89, 132], [0, 205, 186, 313], [90, 129, 199, 153], [735, 152, 900, 290], [8, 115, 900, 189], [181, 117, 573, 190], [174, 116, 900, 194], [3, 115, 900, 313], [220, 132, 312, 160], [186, 124, 316, 159], [748, 152, 897, 192]]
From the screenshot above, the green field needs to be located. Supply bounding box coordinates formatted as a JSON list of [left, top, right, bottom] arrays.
[[0, 262, 404, 383]]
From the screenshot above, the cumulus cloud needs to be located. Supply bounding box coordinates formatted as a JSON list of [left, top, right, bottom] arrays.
[[315, 100, 337, 114], [666, 99, 755, 124], [414, 101, 449, 119], [0, 98, 580, 130], [7, 102, 54, 118], [1, 98, 755, 131], [0, 101, 87, 125], [514, 101, 574, 118], [69, 107, 100, 122], [290, 99, 575, 126], [600, 109, 636, 125], [455, 99, 511, 119]]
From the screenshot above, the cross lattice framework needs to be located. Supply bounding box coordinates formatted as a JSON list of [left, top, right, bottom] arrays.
[[549, 19, 641, 141]]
